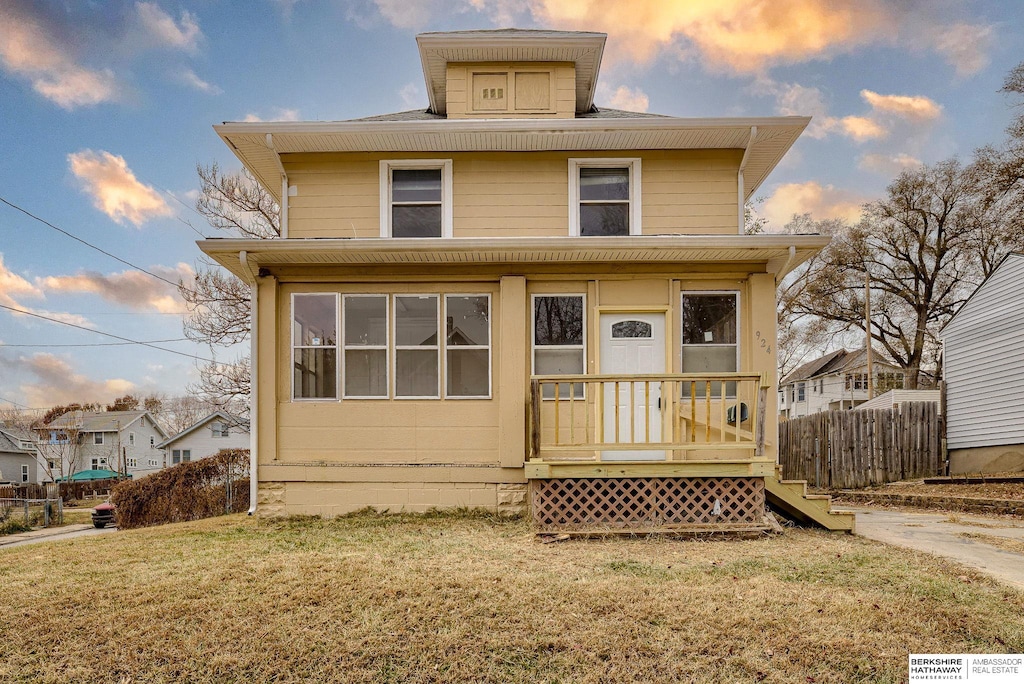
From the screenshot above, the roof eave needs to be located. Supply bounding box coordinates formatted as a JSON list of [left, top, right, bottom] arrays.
[[199, 234, 830, 281]]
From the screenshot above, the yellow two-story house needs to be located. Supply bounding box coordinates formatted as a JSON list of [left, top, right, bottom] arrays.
[[201, 29, 850, 533]]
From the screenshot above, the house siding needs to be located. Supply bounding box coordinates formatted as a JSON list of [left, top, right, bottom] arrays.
[[257, 269, 779, 517], [0, 452, 38, 484], [283, 149, 741, 239], [163, 419, 249, 464], [942, 255, 1024, 452]]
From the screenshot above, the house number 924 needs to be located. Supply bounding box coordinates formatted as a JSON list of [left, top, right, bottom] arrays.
[[755, 330, 771, 355]]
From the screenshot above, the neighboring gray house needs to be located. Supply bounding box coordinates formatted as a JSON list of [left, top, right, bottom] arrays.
[[0, 426, 40, 484], [36, 410, 169, 480], [157, 411, 249, 466], [941, 253, 1024, 474], [778, 347, 907, 419]]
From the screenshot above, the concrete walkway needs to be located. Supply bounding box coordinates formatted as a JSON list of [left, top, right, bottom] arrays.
[[0, 523, 115, 549], [841, 506, 1024, 590]]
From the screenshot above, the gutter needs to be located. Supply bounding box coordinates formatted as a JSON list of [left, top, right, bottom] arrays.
[[737, 125, 757, 234], [239, 250, 258, 515], [265, 134, 289, 238]]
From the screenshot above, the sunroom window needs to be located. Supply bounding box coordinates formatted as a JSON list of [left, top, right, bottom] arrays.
[[394, 295, 440, 398], [533, 295, 585, 398], [292, 293, 338, 400], [681, 292, 739, 396], [343, 295, 388, 398], [446, 295, 490, 398]]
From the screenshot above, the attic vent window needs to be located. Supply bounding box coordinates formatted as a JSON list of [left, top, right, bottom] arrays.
[[482, 88, 503, 100]]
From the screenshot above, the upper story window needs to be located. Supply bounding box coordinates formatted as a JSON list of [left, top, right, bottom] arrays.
[[797, 382, 806, 402], [129, 432, 136, 446], [94, 432, 104, 445], [568, 158, 641, 236], [380, 160, 453, 238], [211, 422, 229, 437]]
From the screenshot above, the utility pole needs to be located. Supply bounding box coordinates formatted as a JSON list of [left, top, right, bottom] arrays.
[[865, 273, 874, 400]]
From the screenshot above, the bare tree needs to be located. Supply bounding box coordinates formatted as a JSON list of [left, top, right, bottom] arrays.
[[775, 215, 858, 377], [786, 159, 1020, 387], [34, 425, 83, 482], [180, 164, 281, 407]]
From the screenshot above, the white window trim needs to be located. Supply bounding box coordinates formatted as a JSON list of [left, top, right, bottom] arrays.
[[129, 432, 135, 446], [680, 290, 741, 378], [94, 432, 103, 445], [393, 294, 441, 400], [342, 294, 390, 400], [291, 292, 340, 402], [568, 158, 642, 237], [444, 294, 492, 400], [531, 293, 587, 401], [379, 160, 454, 238], [22, 464, 29, 482]]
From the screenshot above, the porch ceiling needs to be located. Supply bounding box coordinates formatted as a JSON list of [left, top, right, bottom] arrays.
[[215, 116, 808, 204], [199, 234, 829, 282]]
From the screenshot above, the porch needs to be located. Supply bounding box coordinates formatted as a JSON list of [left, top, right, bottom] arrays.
[[526, 373, 854, 533]]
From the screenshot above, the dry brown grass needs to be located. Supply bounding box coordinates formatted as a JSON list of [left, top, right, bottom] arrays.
[[1, 511, 1022, 683], [871, 480, 1024, 501], [959, 532, 1024, 555]]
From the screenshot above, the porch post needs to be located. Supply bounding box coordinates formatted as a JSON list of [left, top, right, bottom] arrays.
[[498, 275, 527, 468], [748, 273, 778, 461]]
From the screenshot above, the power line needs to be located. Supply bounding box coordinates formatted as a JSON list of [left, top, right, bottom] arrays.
[[0, 303, 217, 363], [0, 195, 188, 291], [0, 338, 189, 348]]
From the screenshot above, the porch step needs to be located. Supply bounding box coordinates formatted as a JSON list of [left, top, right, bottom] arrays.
[[764, 476, 855, 533]]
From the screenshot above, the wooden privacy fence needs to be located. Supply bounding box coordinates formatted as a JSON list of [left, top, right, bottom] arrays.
[[0, 479, 120, 502], [778, 403, 942, 489]]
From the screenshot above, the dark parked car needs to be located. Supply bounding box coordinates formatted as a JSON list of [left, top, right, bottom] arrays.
[[91, 502, 116, 529]]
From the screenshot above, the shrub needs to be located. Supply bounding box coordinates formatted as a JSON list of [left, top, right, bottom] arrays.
[[111, 449, 250, 529], [0, 518, 32, 536]]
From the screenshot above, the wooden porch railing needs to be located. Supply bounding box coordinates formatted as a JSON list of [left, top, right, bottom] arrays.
[[529, 373, 770, 462]]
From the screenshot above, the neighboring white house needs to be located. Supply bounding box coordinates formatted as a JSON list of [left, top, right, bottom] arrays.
[[36, 410, 168, 480], [0, 425, 40, 484], [778, 348, 907, 419], [854, 390, 940, 412], [940, 252, 1024, 474], [157, 412, 249, 466]]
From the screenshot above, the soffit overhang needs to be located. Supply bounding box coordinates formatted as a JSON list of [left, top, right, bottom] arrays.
[[415, 31, 607, 116], [215, 116, 809, 204], [199, 234, 829, 282]]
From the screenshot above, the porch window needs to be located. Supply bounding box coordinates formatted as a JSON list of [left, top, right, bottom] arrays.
[[394, 295, 440, 398], [568, 159, 641, 236], [380, 160, 453, 238], [343, 295, 388, 398], [446, 295, 491, 398], [292, 293, 339, 400], [533, 295, 585, 398], [681, 292, 739, 396]]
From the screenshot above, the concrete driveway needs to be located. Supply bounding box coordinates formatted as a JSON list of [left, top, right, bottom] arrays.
[[0, 523, 116, 550], [840, 506, 1024, 590]]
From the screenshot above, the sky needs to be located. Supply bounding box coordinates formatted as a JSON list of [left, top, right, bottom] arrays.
[[0, 0, 1021, 413]]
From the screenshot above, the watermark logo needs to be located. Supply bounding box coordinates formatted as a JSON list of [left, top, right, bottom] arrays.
[[909, 655, 1023, 682]]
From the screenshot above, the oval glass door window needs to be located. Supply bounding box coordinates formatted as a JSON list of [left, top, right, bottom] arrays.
[[611, 320, 652, 338]]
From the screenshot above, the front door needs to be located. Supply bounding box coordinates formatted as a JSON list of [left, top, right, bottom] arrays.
[[600, 312, 666, 461]]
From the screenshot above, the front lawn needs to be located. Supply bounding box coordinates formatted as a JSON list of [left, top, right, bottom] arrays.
[[1, 512, 1021, 683]]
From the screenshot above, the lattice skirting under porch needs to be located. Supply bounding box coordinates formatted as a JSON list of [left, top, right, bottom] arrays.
[[530, 477, 766, 533]]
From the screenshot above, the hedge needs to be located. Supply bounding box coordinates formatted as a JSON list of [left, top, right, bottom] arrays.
[[111, 449, 250, 529]]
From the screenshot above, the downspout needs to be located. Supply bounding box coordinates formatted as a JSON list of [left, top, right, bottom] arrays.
[[265, 134, 289, 238], [239, 250, 258, 515], [737, 126, 757, 234]]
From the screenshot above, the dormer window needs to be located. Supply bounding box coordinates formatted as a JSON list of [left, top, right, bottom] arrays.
[[380, 160, 453, 238], [568, 159, 641, 236]]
